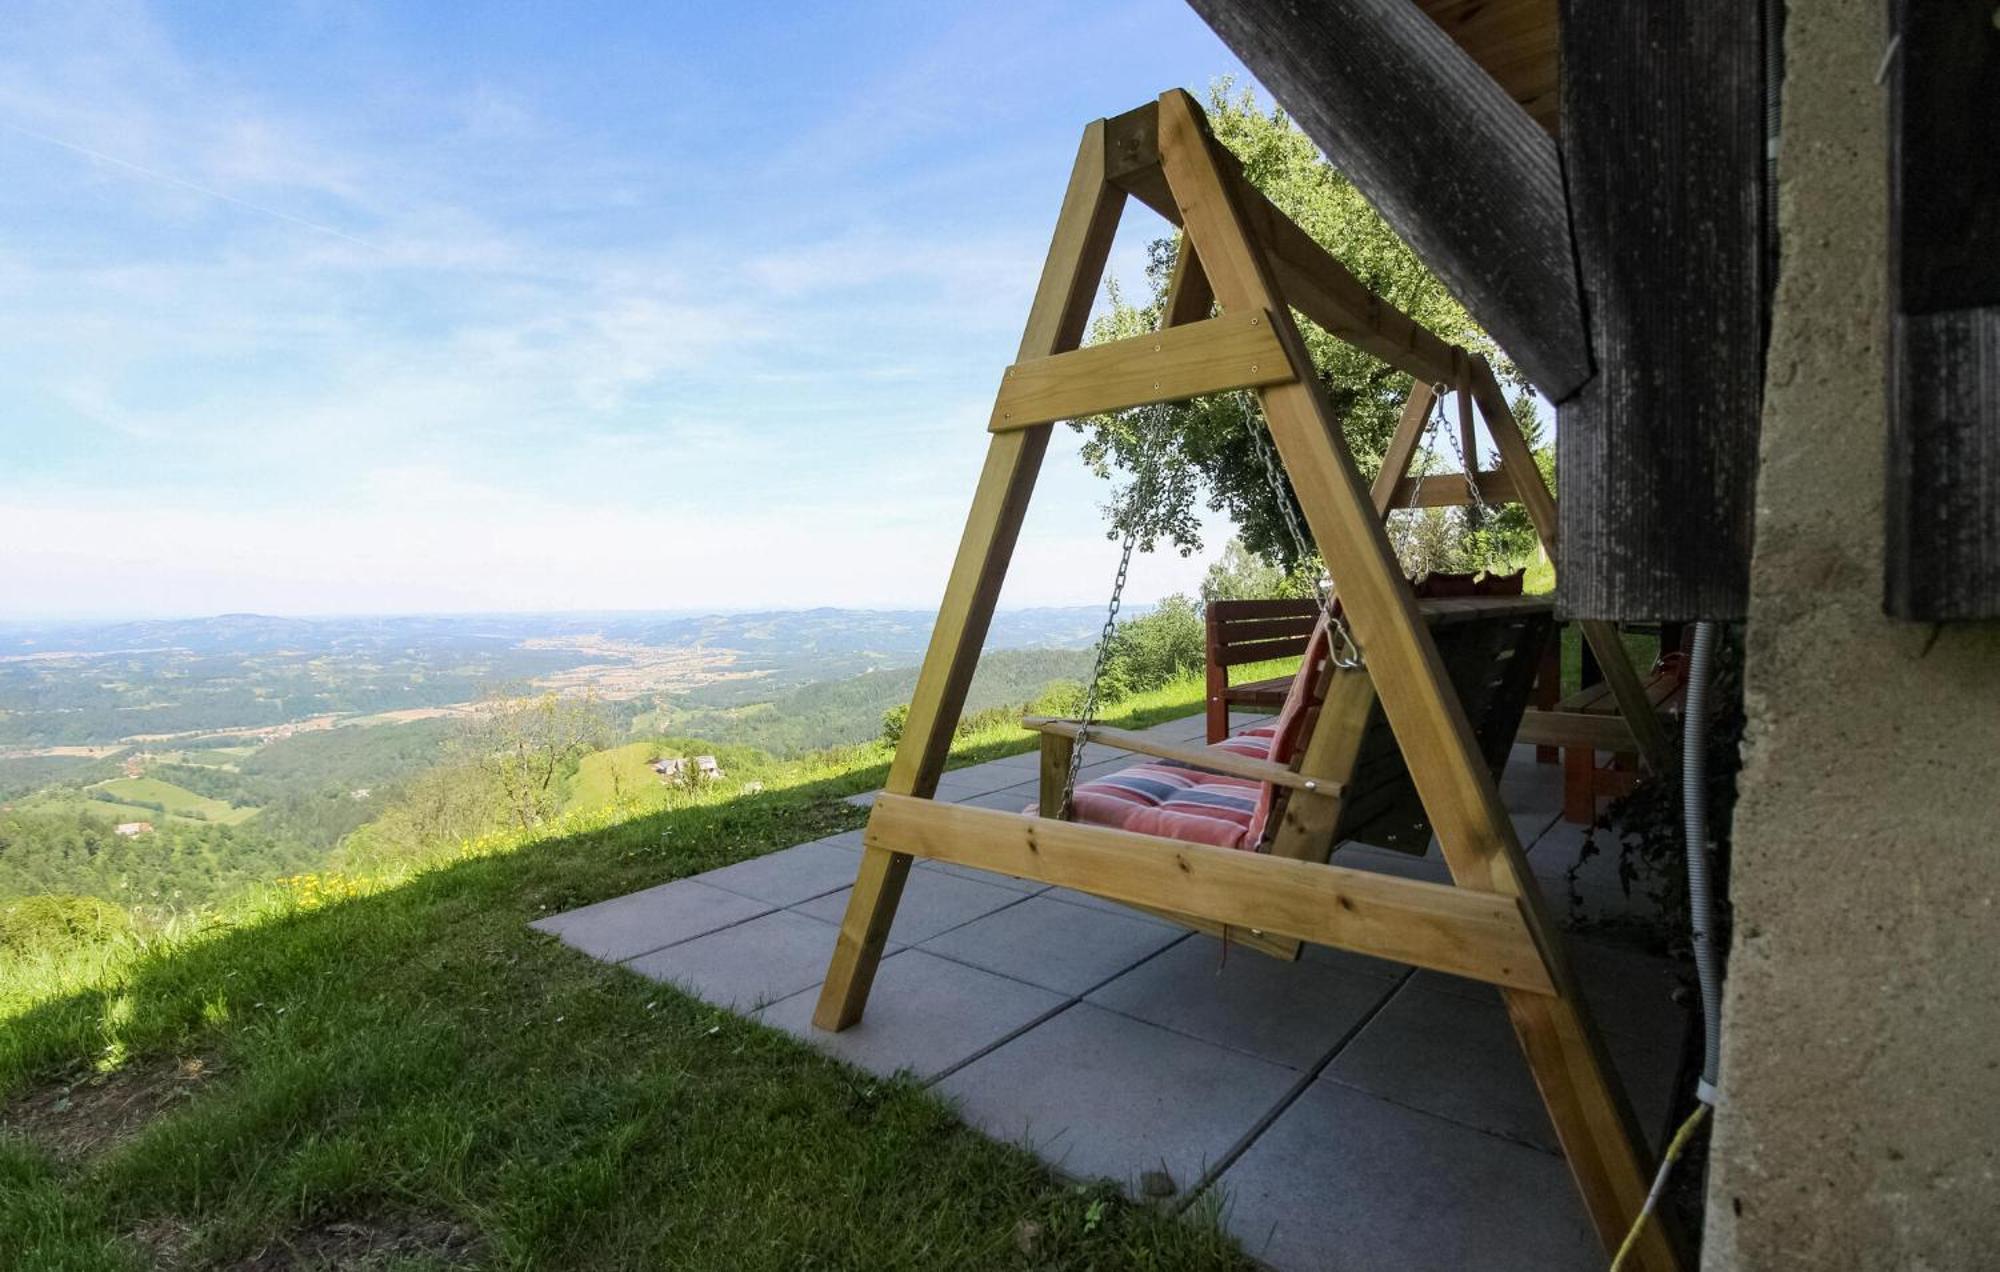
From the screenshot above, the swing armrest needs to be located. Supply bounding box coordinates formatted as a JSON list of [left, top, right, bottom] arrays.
[[1021, 717, 1338, 794]]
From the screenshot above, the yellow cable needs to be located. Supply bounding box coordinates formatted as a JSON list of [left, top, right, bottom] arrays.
[[1608, 1101, 1711, 1271]]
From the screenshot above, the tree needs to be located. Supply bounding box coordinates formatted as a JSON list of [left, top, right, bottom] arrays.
[[1075, 80, 1543, 575], [456, 690, 611, 830], [1200, 537, 1312, 603]]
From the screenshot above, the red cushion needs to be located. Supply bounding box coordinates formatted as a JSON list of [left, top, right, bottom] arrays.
[[1052, 762, 1264, 850]]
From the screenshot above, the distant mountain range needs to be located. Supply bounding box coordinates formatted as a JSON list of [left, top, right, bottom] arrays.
[[0, 606, 1129, 659]]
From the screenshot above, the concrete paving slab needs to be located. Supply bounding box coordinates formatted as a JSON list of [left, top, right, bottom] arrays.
[[919, 893, 1183, 995], [1145, 713, 1214, 742], [795, 868, 1026, 945], [1524, 820, 1669, 923], [1086, 934, 1405, 1070], [529, 878, 771, 963], [1322, 979, 1681, 1154], [949, 784, 1044, 812], [986, 748, 1047, 772], [624, 909, 857, 1010], [938, 1002, 1298, 1198], [698, 838, 864, 908], [1415, 937, 1690, 1051], [1218, 1079, 1602, 1272], [757, 949, 1065, 1081], [934, 763, 1031, 799]]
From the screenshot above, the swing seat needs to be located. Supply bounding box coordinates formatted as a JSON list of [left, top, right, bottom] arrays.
[[1033, 591, 1553, 863]]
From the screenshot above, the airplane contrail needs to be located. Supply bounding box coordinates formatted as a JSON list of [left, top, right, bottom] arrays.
[[1, 118, 381, 251]]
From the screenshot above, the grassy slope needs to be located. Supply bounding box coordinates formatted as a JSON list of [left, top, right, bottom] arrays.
[[91, 779, 258, 826], [0, 680, 1248, 1270]]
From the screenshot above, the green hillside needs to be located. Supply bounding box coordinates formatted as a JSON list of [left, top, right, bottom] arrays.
[[0, 686, 1242, 1269], [90, 777, 259, 825], [656, 646, 1093, 755]]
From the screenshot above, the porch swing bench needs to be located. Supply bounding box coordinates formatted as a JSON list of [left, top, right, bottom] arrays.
[[1024, 589, 1551, 958], [814, 90, 1687, 1271]]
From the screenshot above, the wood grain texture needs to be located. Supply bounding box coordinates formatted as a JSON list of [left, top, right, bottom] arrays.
[[1184, 0, 1588, 398], [1886, 1, 2000, 619], [1888, 309, 2000, 618], [1415, 0, 1560, 134], [1556, 0, 1764, 622], [988, 309, 1291, 431], [868, 794, 1554, 993]]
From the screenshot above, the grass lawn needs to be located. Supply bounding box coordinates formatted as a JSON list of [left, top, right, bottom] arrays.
[[0, 684, 1250, 1270]]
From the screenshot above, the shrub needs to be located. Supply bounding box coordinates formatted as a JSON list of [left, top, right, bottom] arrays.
[[0, 894, 134, 958], [880, 703, 910, 747], [1099, 595, 1205, 699]]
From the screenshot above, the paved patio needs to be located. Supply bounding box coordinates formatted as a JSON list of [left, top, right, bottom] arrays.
[[532, 712, 1691, 1271]]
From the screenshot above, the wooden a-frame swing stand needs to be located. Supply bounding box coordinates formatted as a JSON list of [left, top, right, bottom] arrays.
[[813, 91, 1681, 1271]]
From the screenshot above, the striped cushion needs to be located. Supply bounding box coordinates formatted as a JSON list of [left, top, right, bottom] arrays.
[[1040, 619, 1338, 853], [1067, 762, 1264, 850]]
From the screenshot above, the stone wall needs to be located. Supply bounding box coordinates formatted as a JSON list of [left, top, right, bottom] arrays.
[[1703, 1, 2000, 1266]]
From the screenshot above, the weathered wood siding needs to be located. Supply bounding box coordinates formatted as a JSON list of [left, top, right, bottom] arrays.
[[1184, 0, 1591, 400], [1886, 0, 2000, 619], [1555, 0, 1766, 620]]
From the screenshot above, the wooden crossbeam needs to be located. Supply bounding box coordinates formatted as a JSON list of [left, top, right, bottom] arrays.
[[1103, 103, 1458, 385], [1021, 716, 1335, 792], [1387, 469, 1516, 509], [1515, 710, 1638, 752], [868, 794, 1554, 993], [989, 309, 1291, 432]]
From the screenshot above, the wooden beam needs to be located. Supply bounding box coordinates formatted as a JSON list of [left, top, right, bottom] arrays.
[[812, 120, 1125, 1033], [1037, 730, 1073, 819], [1387, 470, 1515, 510], [989, 309, 1292, 431], [1183, 0, 1591, 398], [868, 794, 1554, 993], [1515, 709, 1639, 752], [1886, 0, 2000, 619], [1154, 89, 1675, 1269], [1470, 356, 1670, 772], [1119, 171, 1459, 383], [1416, 0, 1560, 135], [1372, 381, 1438, 512], [1161, 231, 1215, 328], [1557, 0, 1764, 622], [1022, 716, 1336, 792]]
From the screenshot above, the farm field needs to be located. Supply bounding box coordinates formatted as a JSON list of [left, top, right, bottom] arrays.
[[91, 776, 258, 824]]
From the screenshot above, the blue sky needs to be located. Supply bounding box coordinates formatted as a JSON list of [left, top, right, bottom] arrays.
[[0, 1, 1263, 619]]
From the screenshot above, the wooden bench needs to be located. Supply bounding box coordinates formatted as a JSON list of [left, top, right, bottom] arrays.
[[1203, 597, 1319, 743], [1519, 635, 1688, 823]]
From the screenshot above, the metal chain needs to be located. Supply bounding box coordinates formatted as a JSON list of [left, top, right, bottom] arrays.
[[1060, 520, 1136, 817], [1237, 392, 1363, 669], [1433, 381, 1495, 518], [1059, 410, 1169, 816]]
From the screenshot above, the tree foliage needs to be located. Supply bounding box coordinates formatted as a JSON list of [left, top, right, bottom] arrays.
[[1075, 81, 1542, 576]]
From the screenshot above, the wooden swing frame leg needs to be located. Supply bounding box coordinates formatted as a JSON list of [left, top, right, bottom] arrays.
[[813, 93, 1681, 1272], [812, 120, 1126, 1033]]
